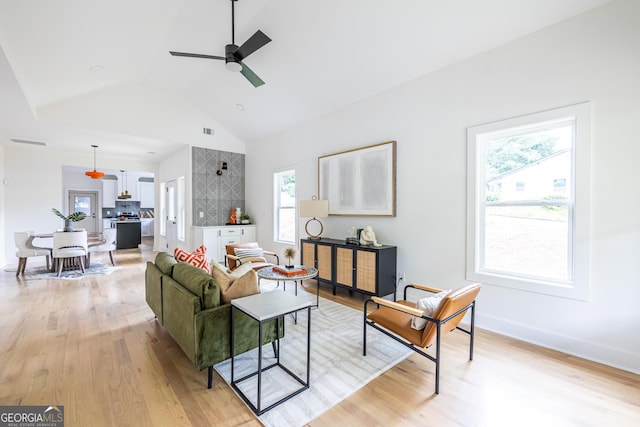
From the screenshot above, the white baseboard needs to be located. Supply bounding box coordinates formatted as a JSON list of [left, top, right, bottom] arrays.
[[476, 313, 640, 375]]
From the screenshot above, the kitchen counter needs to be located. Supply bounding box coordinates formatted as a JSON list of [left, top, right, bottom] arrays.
[[114, 221, 141, 249]]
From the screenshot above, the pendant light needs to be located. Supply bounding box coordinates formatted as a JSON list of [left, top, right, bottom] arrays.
[[85, 145, 105, 179], [118, 170, 131, 199]]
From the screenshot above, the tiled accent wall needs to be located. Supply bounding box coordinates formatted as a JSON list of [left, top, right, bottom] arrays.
[[192, 147, 245, 226]]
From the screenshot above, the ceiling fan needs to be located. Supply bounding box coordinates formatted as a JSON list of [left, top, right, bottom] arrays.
[[169, 0, 271, 87]]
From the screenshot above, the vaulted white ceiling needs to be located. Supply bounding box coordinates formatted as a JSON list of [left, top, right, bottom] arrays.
[[0, 0, 613, 161]]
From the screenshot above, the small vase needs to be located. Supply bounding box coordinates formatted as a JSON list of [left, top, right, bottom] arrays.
[[64, 219, 74, 232]]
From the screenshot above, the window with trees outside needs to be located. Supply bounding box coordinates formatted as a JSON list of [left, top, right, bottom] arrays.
[[274, 169, 296, 244], [466, 103, 591, 300]]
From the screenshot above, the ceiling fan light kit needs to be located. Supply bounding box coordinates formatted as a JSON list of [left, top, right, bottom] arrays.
[[170, 0, 271, 87]]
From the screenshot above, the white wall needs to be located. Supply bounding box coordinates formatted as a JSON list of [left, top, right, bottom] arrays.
[[246, 0, 640, 373], [0, 144, 5, 266]]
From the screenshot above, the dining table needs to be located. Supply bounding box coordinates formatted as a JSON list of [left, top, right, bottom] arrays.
[[27, 232, 106, 272]]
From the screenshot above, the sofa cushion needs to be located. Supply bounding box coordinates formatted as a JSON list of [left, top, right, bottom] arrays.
[[211, 260, 259, 304], [155, 252, 178, 275], [172, 262, 220, 309], [174, 245, 210, 273]]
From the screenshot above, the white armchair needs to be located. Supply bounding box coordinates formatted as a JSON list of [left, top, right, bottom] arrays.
[[52, 230, 88, 277], [14, 231, 51, 276], [87, 228, 117, 267]]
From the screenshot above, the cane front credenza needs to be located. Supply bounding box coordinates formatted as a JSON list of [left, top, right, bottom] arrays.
[[300, 238, 397, 299]]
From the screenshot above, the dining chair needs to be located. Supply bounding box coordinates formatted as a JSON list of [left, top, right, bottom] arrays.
[[52, 230, 88, 277], [86, 228, 117, 267], [14, 231, 51, 276]]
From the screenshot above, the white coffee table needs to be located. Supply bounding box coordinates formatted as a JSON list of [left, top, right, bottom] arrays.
[[230, 291, 312, 415]]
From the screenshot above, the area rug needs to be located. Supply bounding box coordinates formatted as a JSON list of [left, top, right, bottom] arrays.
[[214, 290, 412, 427], [19, 262, 119, 280]]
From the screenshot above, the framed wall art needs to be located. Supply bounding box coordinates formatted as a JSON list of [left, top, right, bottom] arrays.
[[318, 140, 396, 216]]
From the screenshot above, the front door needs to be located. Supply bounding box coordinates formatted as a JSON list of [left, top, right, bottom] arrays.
[[69, 191, 99, 234], [165, 180, 178, 251]]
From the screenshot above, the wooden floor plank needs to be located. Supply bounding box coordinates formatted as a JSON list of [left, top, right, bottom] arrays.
[[1, 238, 638, 426]]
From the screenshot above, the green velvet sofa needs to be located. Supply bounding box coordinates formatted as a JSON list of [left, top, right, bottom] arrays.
[[145, 252, 282, 388]]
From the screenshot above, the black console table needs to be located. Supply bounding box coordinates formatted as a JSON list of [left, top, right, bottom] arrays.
[[300, 238, 397, 300]]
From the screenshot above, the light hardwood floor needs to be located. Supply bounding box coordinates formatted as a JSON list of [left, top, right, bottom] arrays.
[[1, 239, 639, 426]]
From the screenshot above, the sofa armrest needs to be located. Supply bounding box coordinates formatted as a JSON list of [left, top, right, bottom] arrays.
[[194, 304, 284, 371], [145, 262, 164, 324], [162, 276, 201, 366]]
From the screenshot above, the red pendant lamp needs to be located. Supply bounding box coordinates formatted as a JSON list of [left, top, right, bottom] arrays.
[[85, 144, 105, 179]]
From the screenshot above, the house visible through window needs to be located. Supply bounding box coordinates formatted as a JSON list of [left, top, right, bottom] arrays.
[[466, 103, 591, 300], [273, 169, 296, 244]]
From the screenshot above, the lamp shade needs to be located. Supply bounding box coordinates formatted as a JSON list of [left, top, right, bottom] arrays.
[[300, 200, 329, 218]]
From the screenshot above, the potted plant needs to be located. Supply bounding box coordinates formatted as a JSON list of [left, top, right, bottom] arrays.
[[283, 247, 296, 268], [52, 208, 86, 232], [240, 213, 251, 224]]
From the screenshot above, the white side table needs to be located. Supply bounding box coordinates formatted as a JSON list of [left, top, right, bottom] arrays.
[[231, 291, 312, 415]]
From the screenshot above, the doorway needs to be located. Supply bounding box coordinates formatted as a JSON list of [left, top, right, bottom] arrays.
[[68, 191, 99, 234]]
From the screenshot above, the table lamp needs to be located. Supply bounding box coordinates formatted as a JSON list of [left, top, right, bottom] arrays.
[[300, 199, 329, 240]]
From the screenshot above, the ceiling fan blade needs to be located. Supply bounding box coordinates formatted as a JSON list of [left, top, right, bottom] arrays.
[[234, 30, 271, 61], [169, 51, 225, 60], [240, 62, 265, 88]]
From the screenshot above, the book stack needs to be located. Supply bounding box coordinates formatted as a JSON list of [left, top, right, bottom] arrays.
[[273, 266, 308, 277]]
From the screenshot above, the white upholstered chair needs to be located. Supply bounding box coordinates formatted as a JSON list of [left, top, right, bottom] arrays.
[[87, 228, 117, 267], [14, 231, 51, 276], [52, 230, 88, 277]]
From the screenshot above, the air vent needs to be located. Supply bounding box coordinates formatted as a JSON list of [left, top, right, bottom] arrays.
[[138, 177, 154, 183], [203, 127, 214, 135], [11, 138, 47, 146]]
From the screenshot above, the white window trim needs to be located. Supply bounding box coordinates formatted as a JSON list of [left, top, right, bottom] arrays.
[[273, 168, 296, 244], [466, 103, 591, 301]]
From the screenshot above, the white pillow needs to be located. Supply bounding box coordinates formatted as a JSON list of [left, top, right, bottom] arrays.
[[234, 247, 264, 259], [411, 290, 450, 330]]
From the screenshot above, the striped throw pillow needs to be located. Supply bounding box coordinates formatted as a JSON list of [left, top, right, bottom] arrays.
[[233, 247, 264, 260], [174, 245, 210, 273]]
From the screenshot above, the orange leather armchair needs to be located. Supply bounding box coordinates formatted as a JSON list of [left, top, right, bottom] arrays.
[[363, 282, 481, 394], [225, 242, 279, 271]]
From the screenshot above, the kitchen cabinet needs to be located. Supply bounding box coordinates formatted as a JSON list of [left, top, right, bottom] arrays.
[[115, 221, 141, 249], [141, 218, 154, 237], [102, 179, 117, 207], [192, 225, 257, 263], [103, 219, 114, 231], [139, 181, 154, 208], [301, 238, 397, 299]]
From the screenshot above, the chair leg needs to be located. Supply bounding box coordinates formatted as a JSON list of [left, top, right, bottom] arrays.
[[86, 253, 91, 268], [79, 256, 85, 274], [109, 251, 115, 266], [208, 366, 213, 389], [435, 323, 442, 395], [57, 258, 64, 277], [16, 258, 25, 276]]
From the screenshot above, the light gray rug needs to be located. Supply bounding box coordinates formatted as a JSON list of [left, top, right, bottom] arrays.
[[19, 262, 118, 280], [214, 288, 412, 427]]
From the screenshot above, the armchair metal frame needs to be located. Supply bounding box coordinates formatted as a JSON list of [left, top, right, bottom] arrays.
[[363, 283, 480, 394]]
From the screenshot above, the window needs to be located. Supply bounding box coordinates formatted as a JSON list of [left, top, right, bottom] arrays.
[[159, 182, 166, 236], [177, 176, 185, 241], [274, 169, 296, 243], [467, 103, 591, 300]]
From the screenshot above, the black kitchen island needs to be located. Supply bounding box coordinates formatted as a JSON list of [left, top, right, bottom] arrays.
[[114, 220, 142, 249]]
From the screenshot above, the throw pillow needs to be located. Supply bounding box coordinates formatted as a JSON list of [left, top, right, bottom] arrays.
[[233, 247, 267, 266], [211, 260, 259, 304], [174, 245, 210, 273], [411, 290, 450, 330]]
